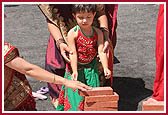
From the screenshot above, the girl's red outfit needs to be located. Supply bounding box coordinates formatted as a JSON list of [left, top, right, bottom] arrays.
[[56, 26, 100, 111]]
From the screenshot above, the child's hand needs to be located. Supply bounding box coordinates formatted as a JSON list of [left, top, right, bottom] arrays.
[[104, 68, 111, 79], [71, 71, 78, 81]]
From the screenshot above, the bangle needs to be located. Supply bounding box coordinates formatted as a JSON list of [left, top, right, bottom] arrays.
[[100, 27, 109, 33], [100, 28, 109, 42], [56, 38, 66, 49], [53, 75, 56, 84]]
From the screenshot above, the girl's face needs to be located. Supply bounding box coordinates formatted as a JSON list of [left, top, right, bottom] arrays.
[[73, 11, 96, 29]]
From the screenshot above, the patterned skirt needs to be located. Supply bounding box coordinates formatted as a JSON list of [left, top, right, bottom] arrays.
[[56, 58, 100, 111]]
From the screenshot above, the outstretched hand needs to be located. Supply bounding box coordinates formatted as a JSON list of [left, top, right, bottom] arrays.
[[64, 79, 92, 91], [60, 43, 71, 63]]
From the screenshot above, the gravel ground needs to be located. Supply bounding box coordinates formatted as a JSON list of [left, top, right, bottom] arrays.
[[4, 4, 159, 111]]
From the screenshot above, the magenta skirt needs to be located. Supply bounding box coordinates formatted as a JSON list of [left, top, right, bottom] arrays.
[[45, 35, 66, 99]]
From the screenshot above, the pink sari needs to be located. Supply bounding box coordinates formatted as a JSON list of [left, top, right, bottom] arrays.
[[152, 4, 164, 101]]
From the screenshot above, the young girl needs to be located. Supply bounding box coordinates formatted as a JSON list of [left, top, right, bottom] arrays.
[[56, 4, 111, 111]]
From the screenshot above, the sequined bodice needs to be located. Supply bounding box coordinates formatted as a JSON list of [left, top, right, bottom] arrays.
[[75, 26, 98, 64]]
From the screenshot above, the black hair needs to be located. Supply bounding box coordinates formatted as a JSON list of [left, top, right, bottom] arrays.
[[72, 4, 96, 14]]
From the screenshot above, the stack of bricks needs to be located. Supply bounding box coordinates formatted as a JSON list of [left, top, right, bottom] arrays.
[[78, 87, 119, 111], [142, 100, 164, 111]]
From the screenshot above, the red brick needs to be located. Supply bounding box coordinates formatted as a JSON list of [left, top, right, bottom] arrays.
[[85, 92, 119, 102], [78, 87, 113, 96], [142, 101, 164, 111], [84, 107, 118, 111], [84, 101, 118, 108]]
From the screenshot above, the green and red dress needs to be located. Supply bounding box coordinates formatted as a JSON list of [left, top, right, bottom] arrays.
[[56, 25, 100, 111]]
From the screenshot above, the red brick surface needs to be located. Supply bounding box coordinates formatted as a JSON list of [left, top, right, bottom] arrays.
[[78, 87, 114, 96], [81, 87, 119, 111], [84, 101, 118, 108], [84, 107, 118, 111], [85, 92, 119, 102], [142, 101, 164, 111]]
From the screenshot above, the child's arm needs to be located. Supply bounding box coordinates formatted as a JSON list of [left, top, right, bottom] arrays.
[[67, 28, 78, 80], [96, 28, 111, 79]]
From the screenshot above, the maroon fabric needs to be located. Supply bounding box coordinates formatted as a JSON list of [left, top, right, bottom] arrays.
[[105, 4, 118, 86], [105, 4, 118, 49], [45, 35, 65, 99], [45, 35, 65, 69], [152, 4, 164, 101]]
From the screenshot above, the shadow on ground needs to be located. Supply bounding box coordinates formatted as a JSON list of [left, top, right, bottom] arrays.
[[112, 77, 153, 111], [113, 55, 120, 64]]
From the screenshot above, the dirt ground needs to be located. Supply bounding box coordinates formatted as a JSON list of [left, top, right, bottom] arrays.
[[4, 4, 160, 111]]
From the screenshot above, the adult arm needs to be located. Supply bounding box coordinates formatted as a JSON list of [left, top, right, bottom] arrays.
[[47, 21, 70, 63], [5, 57, 90, 90], [96, 4, 110, 53], [99, 15, 110, 53], [96, 28, 111, 79]]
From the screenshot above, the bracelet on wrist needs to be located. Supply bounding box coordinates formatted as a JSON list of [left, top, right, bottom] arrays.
[[53, 75, 56, 84], [100, 27, 109, 33], [56, 38, 66, 49], [100, 27, 110, 41]]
